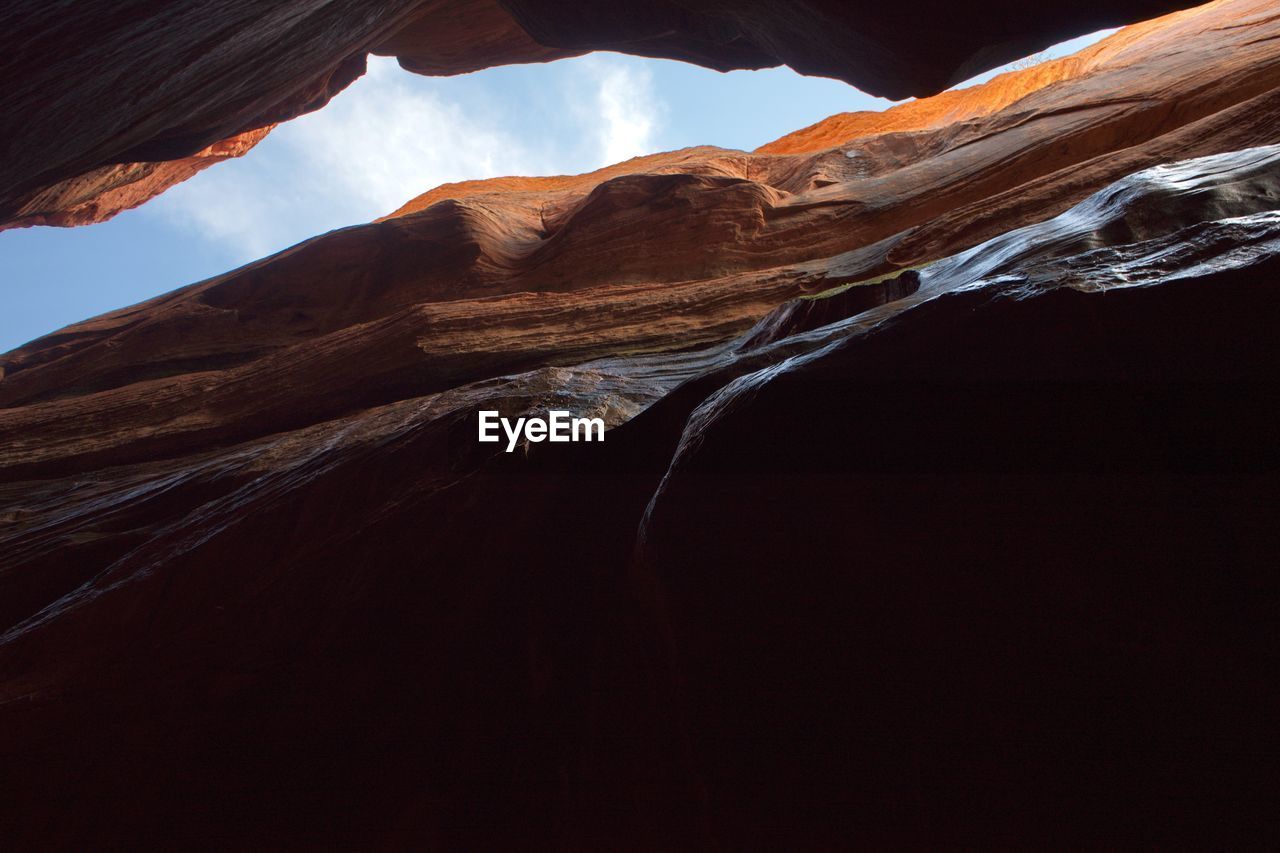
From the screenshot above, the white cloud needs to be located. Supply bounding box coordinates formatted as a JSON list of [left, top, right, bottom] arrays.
[[150, 163, 283, 260], [147, 54, 666, 264], [585, 57, 663, 165], [295, 58, 536, 216]]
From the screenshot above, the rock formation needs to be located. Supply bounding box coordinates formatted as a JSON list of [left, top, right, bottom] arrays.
[[0, 0, 1208, 231], [1, 126, 274, 230], [634, 148, 1280, 847], [3, 0, 1276, 469], [2, 0, 1279, 848]]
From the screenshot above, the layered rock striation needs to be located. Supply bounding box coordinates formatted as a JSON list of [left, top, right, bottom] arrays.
[[2, 0, 1279, 848], [2, 0, 1277, 476], [0, 0, 1210, 230], [4, 139, 1278, 848]]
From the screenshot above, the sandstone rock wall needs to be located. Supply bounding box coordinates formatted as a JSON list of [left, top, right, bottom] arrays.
[[0, 0, 1206, 230], [1, 1, 1277, 848]]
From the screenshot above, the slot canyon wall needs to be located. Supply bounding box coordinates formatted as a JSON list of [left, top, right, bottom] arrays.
[[2, 0, 1278, 848], [1, 0, 1207, 229]]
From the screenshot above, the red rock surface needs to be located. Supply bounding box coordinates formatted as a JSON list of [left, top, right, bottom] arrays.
[[0, 0, 1207, 230], [756, 0, 1255, 154], [3, 144, 1278, 848], [372, 0, 585, 75], [2, 0, 1280, 848], [1, 126, 274, 230], [3, 0, 1276, 475]]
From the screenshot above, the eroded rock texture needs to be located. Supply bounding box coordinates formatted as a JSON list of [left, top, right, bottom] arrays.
[[2, 0, 1277, 470], [0, 0, 1208, 230], [2, 0, 1280, 848], [4, 138, 1278, 848]]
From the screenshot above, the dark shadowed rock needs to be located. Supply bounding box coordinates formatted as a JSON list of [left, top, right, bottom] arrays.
[[1, 138, 1278, 847]]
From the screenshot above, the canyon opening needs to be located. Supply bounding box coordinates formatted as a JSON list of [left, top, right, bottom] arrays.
[[1, 0, 1277, 849]]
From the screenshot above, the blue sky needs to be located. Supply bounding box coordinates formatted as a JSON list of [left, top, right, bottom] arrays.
[[0, 31, 1112, 353]]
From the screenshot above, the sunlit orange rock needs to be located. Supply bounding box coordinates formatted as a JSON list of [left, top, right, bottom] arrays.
[[757, 0, 1234, 154], [0, 126, 274, 230]]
